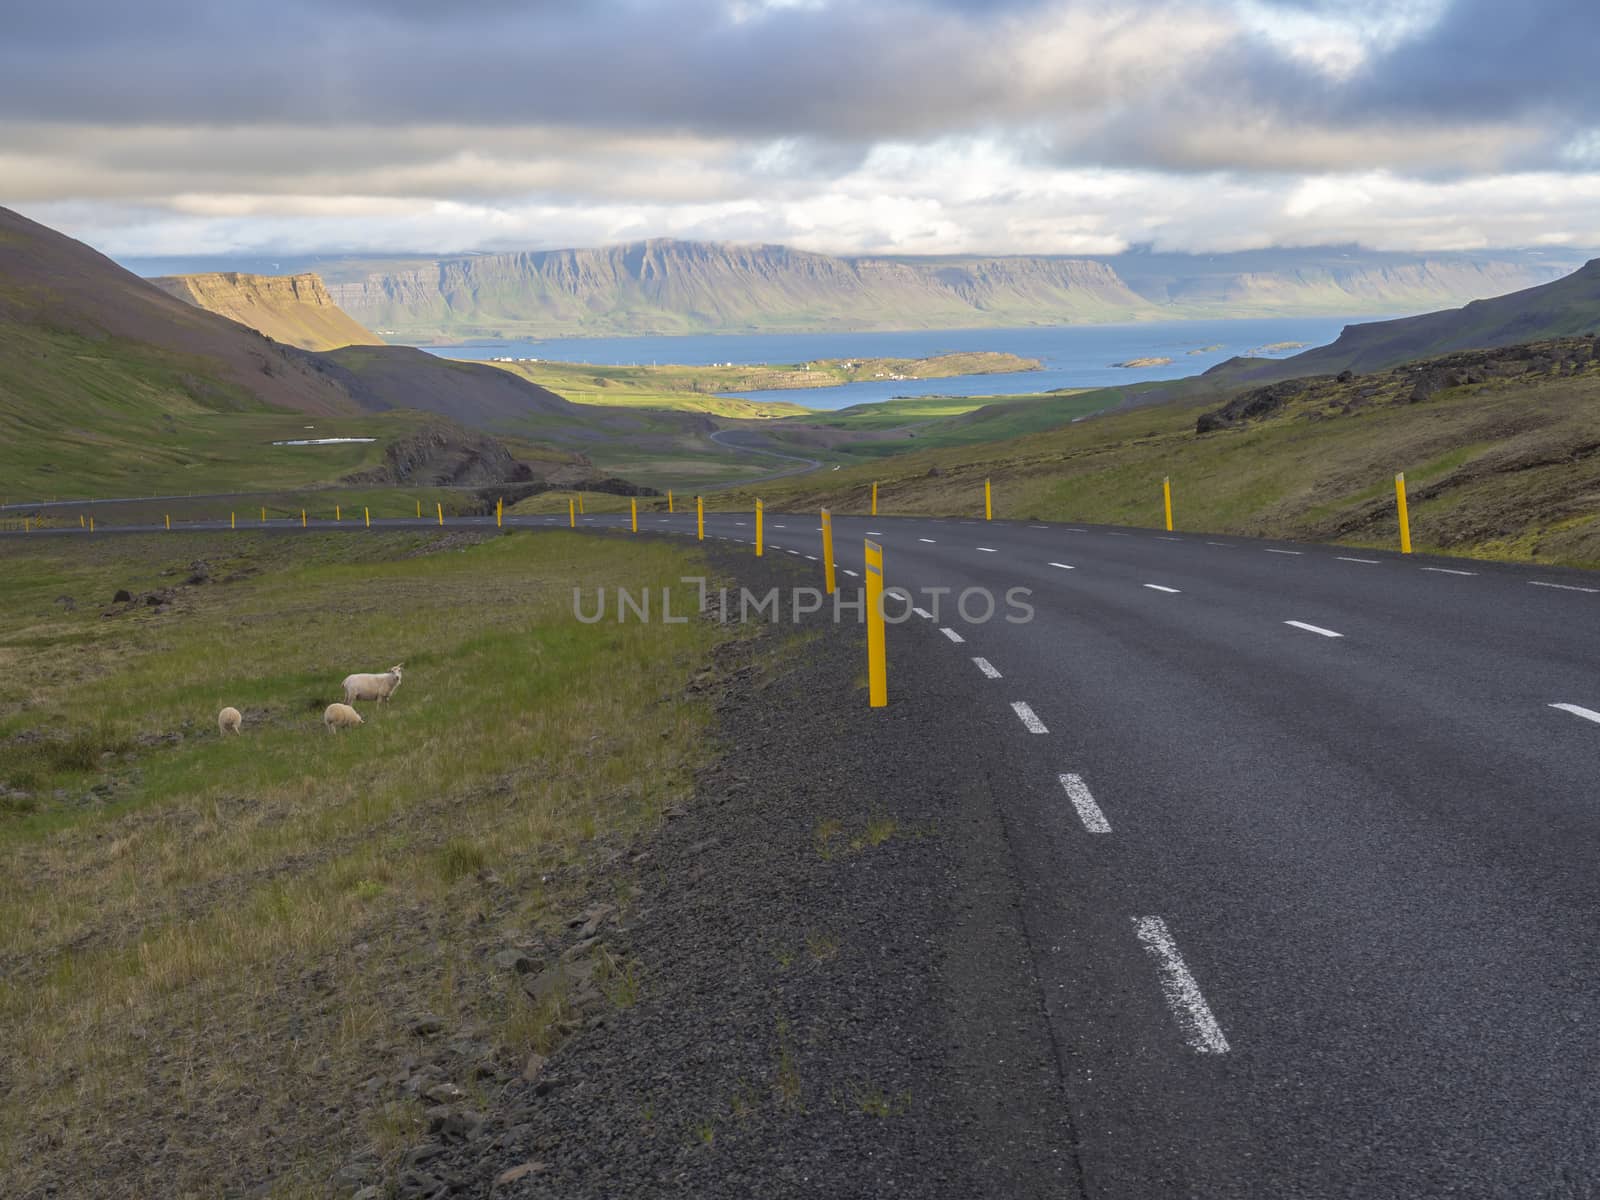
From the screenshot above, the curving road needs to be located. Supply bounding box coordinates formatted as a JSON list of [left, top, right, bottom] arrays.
[[11, 506, 1600, 1195]]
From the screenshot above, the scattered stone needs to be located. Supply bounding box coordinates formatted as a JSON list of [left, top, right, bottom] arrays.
[[493, 948, 537, 974], [408, 1014, 444, 1037], [403, 1142, 447, 1168], [112, 589, 132, 603], [521, 1053, 548, 1083], [424, 1082, 465, 1105], [493, 1161, 548, 1187], [54, 595, 76, 610]]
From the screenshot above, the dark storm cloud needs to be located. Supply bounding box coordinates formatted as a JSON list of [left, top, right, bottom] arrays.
[[0, 0, 1595, 173]]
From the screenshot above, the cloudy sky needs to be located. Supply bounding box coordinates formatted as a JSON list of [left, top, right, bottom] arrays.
[[3, 0, 1597, 258]]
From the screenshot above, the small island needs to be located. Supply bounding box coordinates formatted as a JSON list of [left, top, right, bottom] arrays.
[[1250, 341, 1309, 355], [1110, 356, 1175, 368], [1187, 344, 1225, 355]]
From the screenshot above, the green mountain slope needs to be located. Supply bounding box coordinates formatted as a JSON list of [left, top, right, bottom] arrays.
[[1216, 259, 1600, 382]]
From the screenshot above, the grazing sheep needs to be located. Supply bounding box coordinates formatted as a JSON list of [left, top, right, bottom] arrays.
[[324, 702, 364, 732], [341, 664, 404, 705], [218, 706, 243, 735]]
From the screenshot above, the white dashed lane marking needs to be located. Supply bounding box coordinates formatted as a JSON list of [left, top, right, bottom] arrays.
[[939, 627, 966, 644], [1264, 548, 1303, 556], [911, 607, 934, 619], [1531, 581, 1600, 593], [977, 547, 998, 553], [843, 569, 859, 578], [1337, 556, 1380, 564], [1144, 584, 1181, 594], [1010, 702, 1049, 734], [1133, 917, 1230, 1055], [1048, 562, 1075, 570], [1285, 620, 1343, 638], [1421, 567, 1476, 576], [1060, 773, 1111, 834], [1550, 703, 1600, 725], [920, 538, 937, 543], [972, 657, 1002, 679]]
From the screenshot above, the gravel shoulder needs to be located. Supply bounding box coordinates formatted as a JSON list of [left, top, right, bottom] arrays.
[[419, 538, 1078, 1198]]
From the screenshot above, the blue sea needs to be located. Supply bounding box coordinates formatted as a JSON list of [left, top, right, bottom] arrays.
[[421, 316, 1387, 412]]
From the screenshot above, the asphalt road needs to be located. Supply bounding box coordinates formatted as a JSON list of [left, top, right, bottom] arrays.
[[14, 508, 1600, 1195]]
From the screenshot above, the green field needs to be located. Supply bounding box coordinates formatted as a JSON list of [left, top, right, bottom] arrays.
[[0, 528, 728, 1197], [710, 344, 1600, 568]]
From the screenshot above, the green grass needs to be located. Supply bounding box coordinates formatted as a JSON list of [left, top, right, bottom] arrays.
[[0, 528, 726, 1196], [708, 344, 1600, 568]]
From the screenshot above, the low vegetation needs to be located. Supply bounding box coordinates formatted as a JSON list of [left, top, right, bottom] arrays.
[[0, 528, 726, 1196], [714, 338, 1600, 568]]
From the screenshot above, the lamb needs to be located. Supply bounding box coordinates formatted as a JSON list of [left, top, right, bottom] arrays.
[[341, 664, 403, 705], [324, 702, 364, 732], [217, 707, 243, 735]]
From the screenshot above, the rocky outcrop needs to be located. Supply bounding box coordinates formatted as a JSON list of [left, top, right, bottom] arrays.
[[343, 425, 538, 487], [152, 271, 384, 351]]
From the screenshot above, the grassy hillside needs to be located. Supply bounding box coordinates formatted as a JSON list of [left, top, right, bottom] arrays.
[[715, 337, 1600, 568], [152, 272, 384, 352], [1218, 259, 1600, 383], [0, 528, 722, 1197]]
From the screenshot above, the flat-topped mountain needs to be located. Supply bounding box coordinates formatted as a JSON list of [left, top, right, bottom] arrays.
[[281, 240, 1583, 341], [152, 271, 383, 351]]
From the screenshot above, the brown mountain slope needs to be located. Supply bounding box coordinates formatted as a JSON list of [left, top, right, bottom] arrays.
[[152, 271, 384, 351]]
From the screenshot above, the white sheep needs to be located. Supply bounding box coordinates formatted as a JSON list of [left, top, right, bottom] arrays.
[[341, 664, 403, 705], [218, 706, 242, 735], [324, 702, 365, 732]]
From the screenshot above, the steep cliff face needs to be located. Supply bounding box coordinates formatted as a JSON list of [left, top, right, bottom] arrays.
[[321, 240, 1580, 339], [325, 240, 1165, 337], [152, 271, 384, 351]]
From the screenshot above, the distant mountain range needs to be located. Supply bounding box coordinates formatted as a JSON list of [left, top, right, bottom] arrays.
[[121, 241, 1589, 342]]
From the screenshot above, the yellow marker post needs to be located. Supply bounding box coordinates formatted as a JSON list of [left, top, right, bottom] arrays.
[[865, 538, 887, 709], [578, 494, 585, 515], [984, 478, 993, 521], [569, 498, 576, 528], [496, 498, 502, 529], [165, 514, 170, 531], [260, 506, 266, 524], [416, 499, 422, 519], [336, 505, 341, 522], [1395, 472, 1413, 554], [871, 481, 878, 516], [301, 509, 307, 528], [696, 495, 704, 541], [230, 511, 236, 530], [668, 490, 674, 514], [631, 497, 638, 533], [821, 508, 837, 594], [79, 514, 85, 529], [89, 516, 95, 533], [1163, 477, 1174, 532], [364, 506, 371, 529], [24, 517, 30, 533], [755, 499, 765, 557], [436, 502, 444, 527]]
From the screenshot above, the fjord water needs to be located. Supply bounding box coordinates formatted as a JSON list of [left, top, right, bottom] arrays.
[[423, 315, 1380, 411]]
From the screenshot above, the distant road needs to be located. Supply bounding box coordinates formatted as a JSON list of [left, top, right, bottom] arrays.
[[12, 506, 1600, 1195], [707, 428, 821, 485]]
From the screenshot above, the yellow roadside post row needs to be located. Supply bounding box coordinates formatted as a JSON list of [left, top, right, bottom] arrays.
[[630, 497, 638, 532], [1163, 476, 1174, 532], [755, 499, 765, 556], [821, 508, 837, 594], [865, 538, 887, 708], [1395, 472, 1413, 554], [984, 478, 993, 521], [696, 495, 704, 541]]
